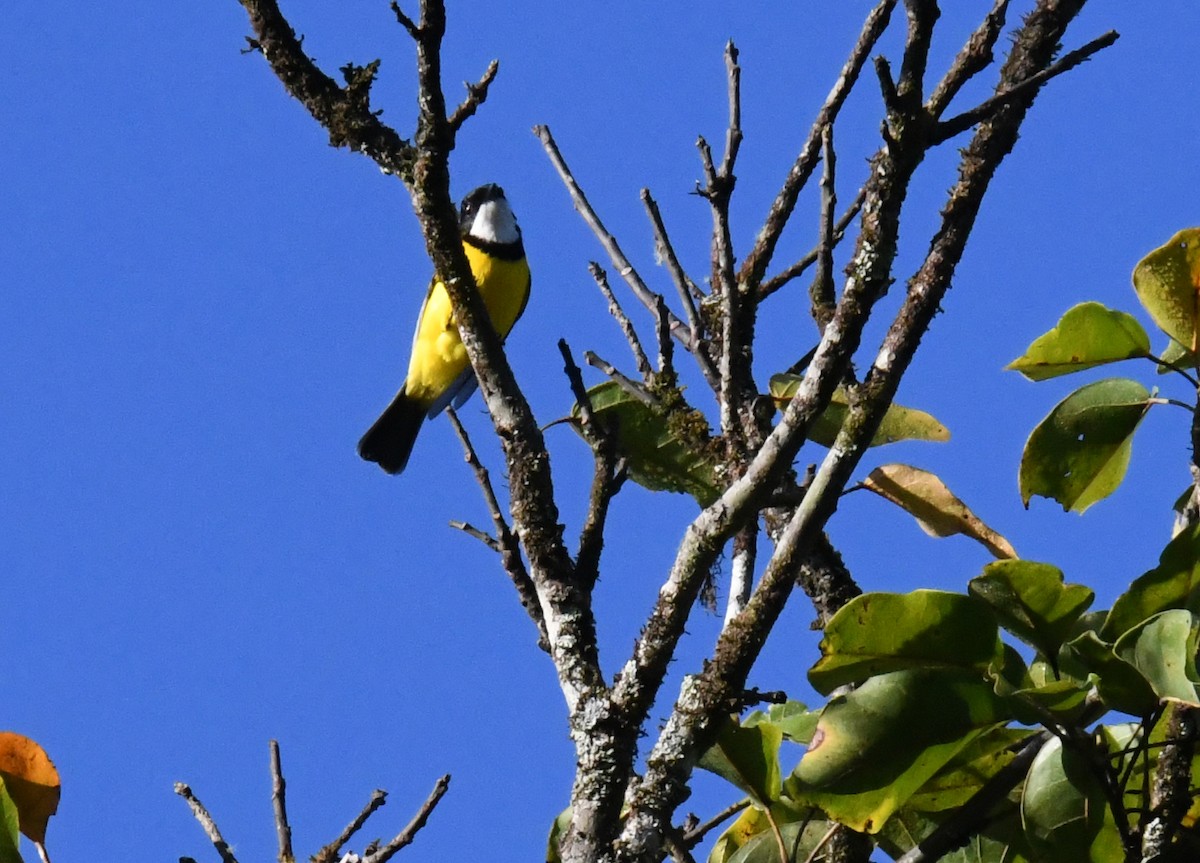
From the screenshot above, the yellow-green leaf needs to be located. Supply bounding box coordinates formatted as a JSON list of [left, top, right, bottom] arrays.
[[1022, 737, 1124, 863], [1018, 378, 1152, 513], [768, 375, 950, 447], [1103, 523, 1200, 641], [1132, 227, 1200, 351], [1006, 302, 1151, 381], [1113, 609, 1200, 705], [968, 561, 1093, 658], [810, 591, 1002, 694], [864, 464, 1016, 559], [570, 381, 719, 504], [698, 718, 783, 807], [791, 670, 1006, 833]]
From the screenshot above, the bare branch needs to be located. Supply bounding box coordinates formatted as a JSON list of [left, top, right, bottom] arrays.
[[719, 40, 743, 180], [312, 789, 388, 863], [654, 294, 676, 380], [933, 30, 1120, 144], [681, 799, 751, 847], [389, 1, 421, 39], [367, 774, 452, 863], [270, 741, 295, 863], [584, 352, 658, 406], [590, 263, 654, 381], [565, 326, 628, 589], [175, 782, 240, 863], [535, 124, 696, 355], [758, 186, 864, 300], [808, 124, 838, 333], [237, 0, 415, 179], [449, 520, 501, 551], [447, 59, 500, 133], [446, 408, 548, 650], [926, 0, 1011, 117], [739, 0, 897, 288]]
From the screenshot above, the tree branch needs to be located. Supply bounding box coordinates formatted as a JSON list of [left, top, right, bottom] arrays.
[[738, 0, 897, 289], [270, 740, 295, 863], [175, 782, 240, 863], [365, 774, 451, 863], [238, 0, 416, 179]]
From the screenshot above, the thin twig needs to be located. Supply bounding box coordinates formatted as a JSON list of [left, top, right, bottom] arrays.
[[739, 0, 897, 288], [175, 783, 240, 863], [446, 407, 548, 649], [654, 295, 676, 380], [759, 186, 865, 300], [535, 124, 696, 353], [270, 741, 295, 863], [389, 1, 421, 39], [808, 124, 838, 333], [932, 30, 1120, 143], [312, 789, 388, 863], [584, 352, 658, 406], [447, 59, 499, 133], [926, 0, 1011, 117], [449, 520, 500, 550], [368, 774, 452, 863], [642, 189, 704, 308], [555, 341, 635, 578], [642, 190, 709, 364], [590, 263, 654, 381], [681, 799, 751, 847]]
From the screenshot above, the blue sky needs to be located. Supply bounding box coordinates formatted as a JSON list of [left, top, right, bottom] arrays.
[[2, 2, 1198, 861]]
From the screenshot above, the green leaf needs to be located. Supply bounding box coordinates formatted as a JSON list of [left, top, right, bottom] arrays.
[[768, 375, 950, 447], [877, 806, 1021, 863], [1018, 377, 1152, 512], [790, 669, 1007, 833], [571, 381, 719, 504], [546, 806, 572, 863], [1113, 609, 1200, 705], [968, 560, 1093, 659], [863, 464, 1017, 559], [1021, 737, 1125, 863], [1006, 302, 1151, 381], [1132, 227, 1200, 351], [707, 801, 826, 863], [809, 591, 1002, 694], [1064, 631, 1158, 716], [723, 813, 836, 863], [742, 701, 818, 745], [1103, 523, 1200, 641], [905, 727, 1035, 812], [698, 718, 783, 807], [0, 779, 23, 863], [1156, 337, 1200, 374]]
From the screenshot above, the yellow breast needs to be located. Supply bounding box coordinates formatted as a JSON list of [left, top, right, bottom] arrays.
[[403, 243, 531, 405]]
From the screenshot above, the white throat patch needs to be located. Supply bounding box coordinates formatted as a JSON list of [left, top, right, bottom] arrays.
[[469, 198, 520, 245]]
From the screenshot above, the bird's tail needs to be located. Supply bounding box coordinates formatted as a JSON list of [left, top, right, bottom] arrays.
[[358, 389, 426, 475]]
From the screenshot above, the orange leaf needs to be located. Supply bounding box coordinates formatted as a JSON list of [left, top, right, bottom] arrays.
[[0, 732, 60, 844]]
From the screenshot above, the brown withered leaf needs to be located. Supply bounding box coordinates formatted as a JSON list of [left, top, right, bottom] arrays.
[[863, 464, 1017, 559], [0, 732, 60, 845]]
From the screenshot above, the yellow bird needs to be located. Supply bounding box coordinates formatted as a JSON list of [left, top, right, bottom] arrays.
[[359, 184, 531, 474]]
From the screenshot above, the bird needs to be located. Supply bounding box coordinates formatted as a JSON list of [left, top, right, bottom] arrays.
[[358, 184, 530, 474]]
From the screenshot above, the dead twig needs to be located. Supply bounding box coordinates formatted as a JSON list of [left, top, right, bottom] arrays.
[[270, 741, 295, 863], [175, 782, 240, 863]]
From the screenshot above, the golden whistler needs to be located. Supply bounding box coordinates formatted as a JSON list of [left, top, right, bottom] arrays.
[[359, 184, 530, 474]]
